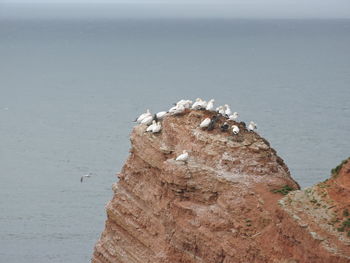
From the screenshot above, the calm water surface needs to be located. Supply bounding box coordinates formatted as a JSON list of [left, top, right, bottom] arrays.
[[0, 19, 349, 262]]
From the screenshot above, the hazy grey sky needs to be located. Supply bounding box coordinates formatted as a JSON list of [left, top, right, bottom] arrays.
[[1, 0, 350, 19]]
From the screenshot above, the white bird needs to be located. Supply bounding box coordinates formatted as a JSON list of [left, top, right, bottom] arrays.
[[224, 104, 232, 116], [176, 99, 193, 109], [156, 111, 167, 120], [152, 122, 162, 133], [171, 104, 186, 115], [232, 125, 240, 134], [80, 173, 92, 183], [175, 150, 189, 162], [168, 105, 178, 113], [247, 121, 257, 132], [229, 112, 239, 121], [206, 99, 215, 111], [200, 100, 208, 109], [191, 98, 202, 110], [141, 115, 154, 125], [217, 106, 226, 115], [136, 109, 151, 123], [182, 100, 193, 108], [146, 120, 157, 132], [199, 117, 211, 128]]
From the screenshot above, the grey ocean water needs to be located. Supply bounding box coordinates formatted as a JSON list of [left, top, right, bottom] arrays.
[[0, 19, 350, 262]]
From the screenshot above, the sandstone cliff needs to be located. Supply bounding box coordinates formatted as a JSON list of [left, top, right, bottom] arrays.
[[92, 109, 350, 263]]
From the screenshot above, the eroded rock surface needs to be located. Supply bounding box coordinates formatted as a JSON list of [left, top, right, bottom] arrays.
[[92, 109, 349, 263]]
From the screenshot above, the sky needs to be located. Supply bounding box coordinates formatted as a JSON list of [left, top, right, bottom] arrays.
[[1, 0, 350, 19]]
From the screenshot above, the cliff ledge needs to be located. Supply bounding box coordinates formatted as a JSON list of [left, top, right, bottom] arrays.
[[92, 109, 350, 263]]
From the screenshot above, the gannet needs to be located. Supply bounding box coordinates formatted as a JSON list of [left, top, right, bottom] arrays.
[[206, 99, 215, 111], [229, 112, 239, 121], [224, 104, 232, 116], [141, 115, 154, 125], [146, 120, 157, 132], [220, 122, 229, 132], [199, 118, 211, 128], [171, 104, 186, 115], [191, 98, 202, 110], [80, 173, 92, 183], [232, 125, 240, 134], [136, 109, 151, 123], [200, 100, 208, 109], [168, 105, 178, 114], [247, 121, 257, 132], [156, 111, 167, 120], [176, 99, 193, 109], [207, 115, 219, 131], [217, 106, 226, 115], [152, 122, 162, 133], [175, 150, 189, 162]]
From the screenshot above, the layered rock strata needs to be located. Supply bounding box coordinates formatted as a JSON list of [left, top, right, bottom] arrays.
[[92, 109, 349, 263]]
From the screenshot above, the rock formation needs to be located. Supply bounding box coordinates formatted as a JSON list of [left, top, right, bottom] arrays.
[[92, 109, 350, 263]]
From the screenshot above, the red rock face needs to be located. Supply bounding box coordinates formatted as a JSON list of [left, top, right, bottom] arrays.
[[92, 110, 349, 263]]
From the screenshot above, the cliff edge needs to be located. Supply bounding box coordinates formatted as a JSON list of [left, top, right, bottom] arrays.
[[92, 109, 349, 263]]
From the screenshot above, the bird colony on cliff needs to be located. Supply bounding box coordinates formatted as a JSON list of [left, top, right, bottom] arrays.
[[135, 98, 257, 163]]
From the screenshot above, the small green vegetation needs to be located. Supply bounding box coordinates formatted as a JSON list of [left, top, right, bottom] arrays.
[[272, 185, 295, 195], [331, 158, 349, 177], [337, 227, 345, 232], [337, 218, 350, 233], [343, 209, 349, 217], [319, 183, 330, 189], [310, 198, 318, 204], [343, 218, 350, 227]]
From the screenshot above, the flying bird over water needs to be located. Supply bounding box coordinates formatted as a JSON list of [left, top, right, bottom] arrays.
[[80, 173, 93, 183]]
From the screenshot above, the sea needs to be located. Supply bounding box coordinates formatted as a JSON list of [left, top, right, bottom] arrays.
[[0, 18, 349, 262]]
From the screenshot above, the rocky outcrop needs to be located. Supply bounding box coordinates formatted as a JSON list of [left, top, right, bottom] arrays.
[[92, 109, 349, 263], [276, 158, 350, 263]]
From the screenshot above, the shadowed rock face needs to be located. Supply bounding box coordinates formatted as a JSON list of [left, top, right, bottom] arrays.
[[91, 109, 349, 263]]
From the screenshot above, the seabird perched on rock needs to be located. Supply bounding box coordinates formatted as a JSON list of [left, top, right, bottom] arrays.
[[229, 112, 239, 121], [80, 173, 93, 183], [192, 98, 207, 110], [156, 111, 167, 120], [175, 150, 189, 162], [206, 99, 215, 111], [247, 121, 257, 132], [171, 104, 186, 115], [176, 99, 193, 109], [146, 120, 157, 132], [141, 115, 154, 125], [232, 125, 240, 135], [200, 117, 211, 129], [217, 106, 226, 116], [207, 115, 219, 131], [224, 104, 232, 116], [136, 109, 151, 123], [220, 122, 229, 132], [151, 122, 162, 133], [191, 98, 202, 110]]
